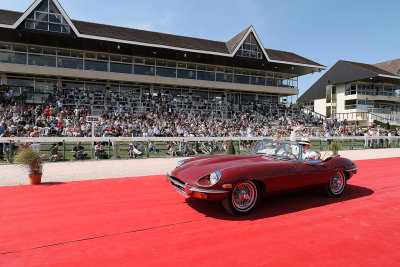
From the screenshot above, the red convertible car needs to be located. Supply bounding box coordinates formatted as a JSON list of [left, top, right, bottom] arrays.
[[167, 139, 358, 215]]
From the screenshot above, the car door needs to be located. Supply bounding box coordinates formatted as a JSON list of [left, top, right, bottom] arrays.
[[260, 160, 300, 192], [296, 160, 329, 187]]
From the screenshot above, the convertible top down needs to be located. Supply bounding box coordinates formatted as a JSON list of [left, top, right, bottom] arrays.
[[167, 139, 358, 215]]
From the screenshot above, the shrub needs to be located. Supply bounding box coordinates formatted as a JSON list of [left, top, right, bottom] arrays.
[[329, 141, 341, 156], [14, 149, 43, 175]]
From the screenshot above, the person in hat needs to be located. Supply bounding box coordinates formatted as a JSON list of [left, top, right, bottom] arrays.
[[298, 138, 318, 160]]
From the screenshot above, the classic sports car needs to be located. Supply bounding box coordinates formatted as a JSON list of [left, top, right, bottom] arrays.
[[167, 139, 358, 215]]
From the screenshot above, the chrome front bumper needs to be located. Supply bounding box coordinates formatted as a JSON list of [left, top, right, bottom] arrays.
[[345, 166, 359, 172], [166, 175, 228, 196]]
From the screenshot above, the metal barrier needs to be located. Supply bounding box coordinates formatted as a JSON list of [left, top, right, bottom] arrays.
[[0, 136, 399, 164]]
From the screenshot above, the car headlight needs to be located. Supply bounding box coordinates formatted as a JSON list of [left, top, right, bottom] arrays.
[[176, 159, 187, 168], [197, 170, 222, 187], [209, 171, 222, 185]]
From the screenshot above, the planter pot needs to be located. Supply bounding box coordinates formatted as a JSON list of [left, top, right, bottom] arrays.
[[29, 174, 42, 185]]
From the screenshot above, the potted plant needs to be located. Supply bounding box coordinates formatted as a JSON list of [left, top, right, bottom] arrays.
[[329, 141, 341, 157], [14, 149, 44, 185]]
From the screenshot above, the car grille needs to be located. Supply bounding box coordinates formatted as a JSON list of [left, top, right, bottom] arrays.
[[169, 176, 187, 197]]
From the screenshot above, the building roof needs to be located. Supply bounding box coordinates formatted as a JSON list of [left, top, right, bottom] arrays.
[[344, 60, 398, 77], [374, 58, 400, 76], [0, 5, 324, 68], [0, 9, 21, 25], [298, 60, 400, 103]]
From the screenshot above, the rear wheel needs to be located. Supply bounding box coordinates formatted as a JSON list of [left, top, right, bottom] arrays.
[[222, 181, 260, 215], [325, 172, 346, 197]]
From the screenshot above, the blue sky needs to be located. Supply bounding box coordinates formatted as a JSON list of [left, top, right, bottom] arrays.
[[1, 0, 399, 99]]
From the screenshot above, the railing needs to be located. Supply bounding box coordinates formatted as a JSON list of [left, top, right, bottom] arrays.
[[0, 136, 399, 164]]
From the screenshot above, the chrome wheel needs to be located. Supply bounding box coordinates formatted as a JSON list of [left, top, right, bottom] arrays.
[[231, 181, 258, 212], [325, 172, 346, 197], [330, 172, 345, 194]]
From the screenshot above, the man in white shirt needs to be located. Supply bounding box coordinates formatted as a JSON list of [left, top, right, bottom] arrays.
[[298, 138, 319, 160]]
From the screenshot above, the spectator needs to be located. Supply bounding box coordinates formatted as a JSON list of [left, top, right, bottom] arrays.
[[72, 142, 86, 160], [94, 142, 107, 159], [50, 142, 62, 161], [128, 143, 142, 158]]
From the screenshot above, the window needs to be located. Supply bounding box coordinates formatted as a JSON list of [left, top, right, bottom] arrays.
[[28, 54, 56, 67], [197, 71, 215, 81], [134, 65, 154, 76], [57, 57, 83, 69], [216, 73, 233, 83], [0, 51, 26, 64], [156, 67, 176, 78], [234, 75, 250, 84], [24, 0, 71, 34], [110, 63, 132, 74], [345, 83, 357, 95], [345, 99, 357, 110], [250, 76, 266, 86], [84, 60, 108, 72], [177, 69, 196, 79], [236, 33, 263, 59], [397, 69, 400, 74]]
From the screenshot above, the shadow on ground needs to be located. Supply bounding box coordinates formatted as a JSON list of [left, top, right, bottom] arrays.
[[185, 184, 374, 221], [38, 182, 66, 186]]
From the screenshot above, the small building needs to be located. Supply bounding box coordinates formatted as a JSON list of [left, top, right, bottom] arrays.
[[298, 59, 400, 125]]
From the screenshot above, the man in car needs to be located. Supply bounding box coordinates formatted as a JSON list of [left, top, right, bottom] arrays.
[[298, 138, 319, 160]]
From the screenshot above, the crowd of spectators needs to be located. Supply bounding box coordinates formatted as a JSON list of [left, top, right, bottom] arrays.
[[1, 86, 400, 161]]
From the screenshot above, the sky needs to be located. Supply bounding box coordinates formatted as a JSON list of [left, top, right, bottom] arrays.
[[0, 0, 399, 100]]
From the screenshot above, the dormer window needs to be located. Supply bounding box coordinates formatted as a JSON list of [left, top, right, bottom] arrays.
[[236, 33, 263, 59], [24, 0, 71, 34]]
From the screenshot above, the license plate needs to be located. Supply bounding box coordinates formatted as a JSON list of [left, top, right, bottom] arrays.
[[174, 186, 187, 197]]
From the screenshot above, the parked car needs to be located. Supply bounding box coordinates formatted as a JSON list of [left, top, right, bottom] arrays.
[[167, 139, 358, 215]]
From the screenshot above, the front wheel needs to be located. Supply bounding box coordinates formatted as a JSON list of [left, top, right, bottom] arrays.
[[325, 172, 346, 197], [222, 181, 260, 215]]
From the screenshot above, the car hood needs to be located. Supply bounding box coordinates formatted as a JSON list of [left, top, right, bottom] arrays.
[[171, 154, 278, 182]]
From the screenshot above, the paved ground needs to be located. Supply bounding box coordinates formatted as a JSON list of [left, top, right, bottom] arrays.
[[0, 148, 399, 187]]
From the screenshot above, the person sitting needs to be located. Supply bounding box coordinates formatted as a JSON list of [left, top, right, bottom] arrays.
[[49, 142, 62, 162], [128, 143, 142, 158], [298, 138, 319, 160], [94, 142, 107, 159], [72, 142, 87, 160]]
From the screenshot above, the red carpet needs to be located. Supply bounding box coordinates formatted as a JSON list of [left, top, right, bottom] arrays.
[[0, 158, 399, 266]]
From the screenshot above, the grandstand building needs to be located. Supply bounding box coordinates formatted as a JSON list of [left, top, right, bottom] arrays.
[[0, 0, 324, 116], [298, 59, 400, 125]]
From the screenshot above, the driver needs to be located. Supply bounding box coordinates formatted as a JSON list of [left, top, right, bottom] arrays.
[[298, 138, 319, 160]]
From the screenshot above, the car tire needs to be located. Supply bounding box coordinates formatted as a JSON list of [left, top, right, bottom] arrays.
[[325, 172, 346, 197], [222, 180, 260, 215]]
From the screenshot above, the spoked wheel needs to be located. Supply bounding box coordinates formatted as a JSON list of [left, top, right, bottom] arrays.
[[222, 181, 260, 215], [325, 172, 346, 197]]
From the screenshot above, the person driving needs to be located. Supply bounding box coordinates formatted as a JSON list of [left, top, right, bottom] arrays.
[[298, 138, 319, 160]]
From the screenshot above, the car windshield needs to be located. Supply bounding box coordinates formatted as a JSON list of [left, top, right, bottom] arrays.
[[252, 139, 300, 161]]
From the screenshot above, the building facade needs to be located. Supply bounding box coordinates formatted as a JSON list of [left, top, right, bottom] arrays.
[[298, 59, 400, 125], [0, 0, 324, 115]]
